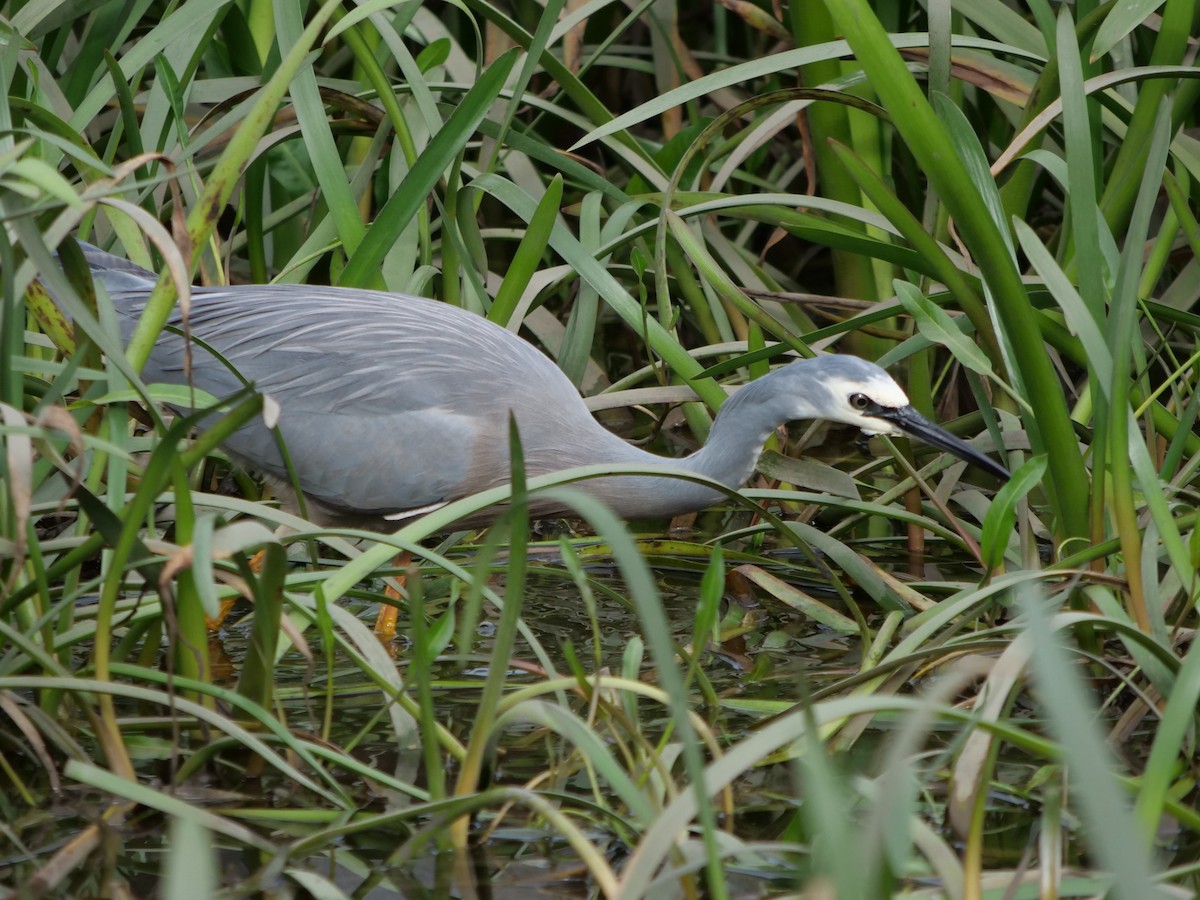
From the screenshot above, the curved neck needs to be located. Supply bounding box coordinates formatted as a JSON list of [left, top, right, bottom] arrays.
[[680, 372, 790, 486], [574, 370, 794, 518]]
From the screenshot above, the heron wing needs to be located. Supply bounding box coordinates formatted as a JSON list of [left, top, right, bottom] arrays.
[[105, 283, 593, 513]]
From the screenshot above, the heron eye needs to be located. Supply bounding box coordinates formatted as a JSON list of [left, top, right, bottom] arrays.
[[849, 392, 870, 411]]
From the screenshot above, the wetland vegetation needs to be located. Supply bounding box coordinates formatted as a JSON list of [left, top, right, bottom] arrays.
[[2, 0, 1200, 895]]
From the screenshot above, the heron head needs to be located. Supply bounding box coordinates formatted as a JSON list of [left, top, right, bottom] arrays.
[[819, 366, 913, 437], [791, 357, 1010, 480]]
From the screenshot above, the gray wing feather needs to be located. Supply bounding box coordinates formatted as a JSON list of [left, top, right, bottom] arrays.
[[96, 273, 595, 514]]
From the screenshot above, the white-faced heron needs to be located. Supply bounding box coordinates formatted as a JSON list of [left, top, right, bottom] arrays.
[[64, 243, 1008, 529]]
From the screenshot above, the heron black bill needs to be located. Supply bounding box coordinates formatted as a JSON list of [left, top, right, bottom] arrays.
[[878, 405, 1010, 480]]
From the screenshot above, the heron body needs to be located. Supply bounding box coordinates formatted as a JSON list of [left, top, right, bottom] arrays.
[[67, 243, 1008, 527]]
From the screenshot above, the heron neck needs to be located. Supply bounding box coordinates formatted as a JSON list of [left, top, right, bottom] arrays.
[[573, 371, 792, 519], [679, 371, 789, 486]]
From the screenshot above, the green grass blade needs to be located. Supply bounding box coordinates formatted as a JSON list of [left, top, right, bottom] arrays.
[[162, 815, 217, 900], [338, 48, 518, 288], [489, 174, 562, 326], [1018, 592, 1166, 897]]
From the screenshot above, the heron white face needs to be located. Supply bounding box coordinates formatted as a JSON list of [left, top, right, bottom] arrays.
[[825, 372, 911, 435]]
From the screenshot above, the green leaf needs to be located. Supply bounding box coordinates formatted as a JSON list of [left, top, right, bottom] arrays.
[[489, 174, 562, 326], [89, 384, 222, 409], [8, 158, 82, 207], [1056, 10, 1106, 321], [1134, 628, 1200, 840], [894, 280, 994, 378], [735, 564, 858, 633], [324, 0, 407, 43], [339, 48, 520, 288], [416, 38, 451, 72], [1019, 595, 1164, 897], [426, 608, 456, 659], [279, 0, 364, 255], [163, 816, 216, 900], [755, 451, 862, 501], [1091, 0, 1167, 61], [980, 455, 1046, 571], [693, 544, 724, 657], [188, 513, 220, 620]]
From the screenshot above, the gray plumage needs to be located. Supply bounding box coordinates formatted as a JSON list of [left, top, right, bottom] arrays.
[[65, 243, 1008, 527]]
